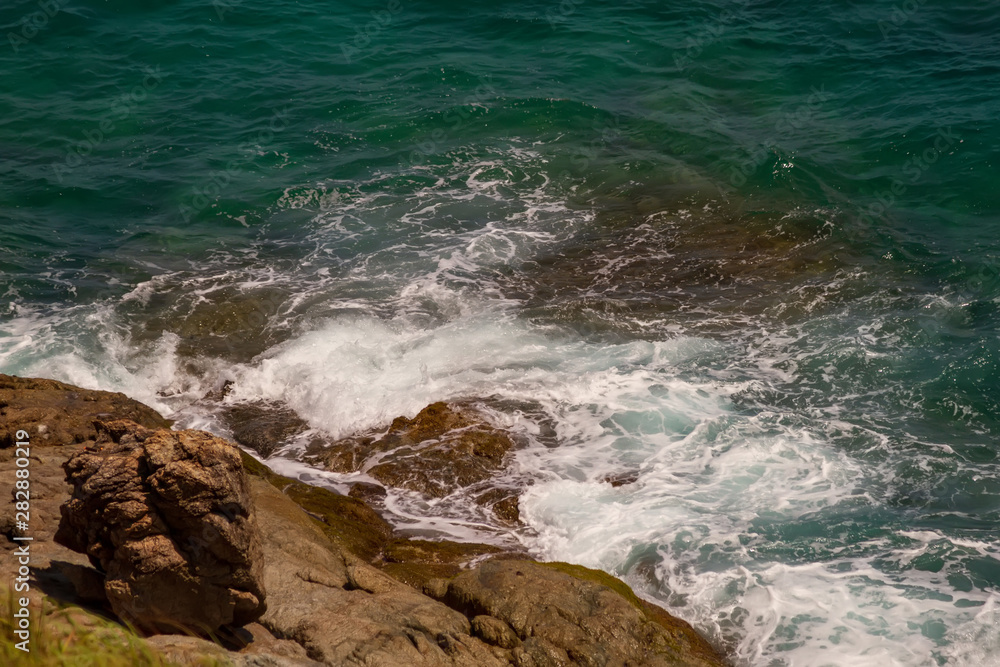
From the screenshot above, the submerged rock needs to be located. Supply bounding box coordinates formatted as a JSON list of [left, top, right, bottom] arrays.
[[474, 488, 522, 524], [503, 195, 843, 340], [55, 419, 267, 634], [132, 285, 290, 362], [309, 401, 521, 500], [603, 471, 641, 487]]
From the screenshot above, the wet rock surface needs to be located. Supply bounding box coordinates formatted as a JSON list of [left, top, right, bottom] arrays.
[[248, 474, 511, 666], [220, 399, 310, 459], [130, 285, 291, 363], [54, 419, 267, 634], [308, 401, 521, 505], [2, 374, 730, 666]]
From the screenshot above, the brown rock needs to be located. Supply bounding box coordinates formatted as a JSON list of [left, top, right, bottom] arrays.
[[347, 481, 387, 503], [504, 194, 840, 340], [57, 562, 110, 604], [432, 560, 728, 667], [145, 632, 322, 666], [475, 488, 521, 524], [471, 615, 520, 650], [603, 471, 641, 488], [136, 286, 290, 362], [381, 539, 506, 590], [0, 441, 98, 604], [54, 420, 267, 634], [219, 400, 309, 459], [3, 376, 731, 666], [0, 374, 171, 448], [282, 481, 393, 563], [310, 402, 520, 499], [249, 476, 510, 666], [237, 622, 320, 663]]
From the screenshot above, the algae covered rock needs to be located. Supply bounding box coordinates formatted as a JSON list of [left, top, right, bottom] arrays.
[[54, 419, 267, 634]]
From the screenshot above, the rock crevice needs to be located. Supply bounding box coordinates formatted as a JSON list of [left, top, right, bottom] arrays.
[[54, 419, 267, 634]]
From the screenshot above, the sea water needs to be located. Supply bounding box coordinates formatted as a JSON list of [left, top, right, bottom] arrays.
[[2, 1, 999, 664]]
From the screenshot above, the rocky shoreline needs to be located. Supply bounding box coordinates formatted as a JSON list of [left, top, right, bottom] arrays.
[[0, 374, 729, 666]]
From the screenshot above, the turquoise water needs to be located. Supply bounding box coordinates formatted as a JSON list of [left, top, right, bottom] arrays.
[[2, 1, 999, 664]]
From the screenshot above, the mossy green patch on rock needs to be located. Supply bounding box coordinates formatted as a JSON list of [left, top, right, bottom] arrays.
[[239, 451, 513, 592], [538, 561, 647, 611], [434, 560, 730, 667], [386, 539, 504, 565], [241, 450, 390, 561], [282, 482, 394, 562], [1, 586, 230, 667], [381, 539, 506, 589], [240, 451, 392, 562], [238, 449, 295, 489], [539, 561, 729, 666]]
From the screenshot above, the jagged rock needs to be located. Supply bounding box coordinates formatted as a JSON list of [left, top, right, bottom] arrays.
[[219, 399, 310, 459], [309, 402, 520, 499], [244, 458, 728, 666], [0, 374, 171, 448], [54, 420, 267, 634], [3, 376, 730, 666], [603, 471, 641, 487], [239, 450, 509, 592], [431, 560, 728, 667], [474, 488, 521, 524], [248, 476, 510, 666]]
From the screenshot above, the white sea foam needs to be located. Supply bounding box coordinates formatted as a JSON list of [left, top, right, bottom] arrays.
[[0, 302, 185, 416], [2, 147, 997, 667]]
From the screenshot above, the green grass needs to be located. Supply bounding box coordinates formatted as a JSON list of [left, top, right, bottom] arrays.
[[2, 587, 227, 667]]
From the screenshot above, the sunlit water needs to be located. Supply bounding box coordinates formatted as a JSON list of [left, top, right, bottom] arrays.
[[2, 1, 999, 664]]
